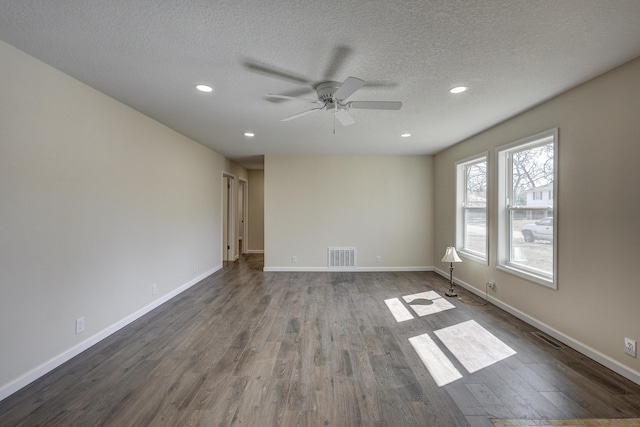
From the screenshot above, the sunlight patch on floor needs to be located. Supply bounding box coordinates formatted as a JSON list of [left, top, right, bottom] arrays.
[[385, 291, 516, 387], [408, 319, 516, 386], [385, 290, 455, 322], [434, 319, 516, 373], [403, 290, 441, 302], [409, 296, 456, 317], [403, 290, 456, 316], [409, 333, 463, 386], [384, 297, 414, 322]]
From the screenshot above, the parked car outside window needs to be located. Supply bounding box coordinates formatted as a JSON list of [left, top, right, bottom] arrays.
[[521, 217, 553, 242]]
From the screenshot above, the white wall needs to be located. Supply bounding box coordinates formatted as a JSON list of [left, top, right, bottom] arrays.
[[434, 56, 640, 382], [0, 40, 246, 398], [264, 155, 434, 270]]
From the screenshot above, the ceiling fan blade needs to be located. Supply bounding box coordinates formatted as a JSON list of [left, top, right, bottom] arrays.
[[281, 107, 324, 122], [264, 87, 315, 104], [266, 94, 320, 103], [322, 45, 353, 80], [242, 59, 312, 85], [333, 76, 365, 101], [348, 101, 402, 110], [334, 109, 355, 126]]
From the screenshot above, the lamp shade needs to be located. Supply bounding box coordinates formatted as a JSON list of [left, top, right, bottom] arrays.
[[441, 247, 462, 263]]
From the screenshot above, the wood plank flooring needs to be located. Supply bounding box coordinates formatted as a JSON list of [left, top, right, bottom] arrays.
[[491, 419, 640, 426], [1, 254, 639, 426]]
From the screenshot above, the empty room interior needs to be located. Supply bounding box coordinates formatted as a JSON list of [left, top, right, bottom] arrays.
[[1, 1, 640, 426]]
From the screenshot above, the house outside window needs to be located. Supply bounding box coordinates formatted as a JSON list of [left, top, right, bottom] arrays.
[[456, 153, 488, 263], [497, 129, 557, 288], [525, 184, 554, 218]]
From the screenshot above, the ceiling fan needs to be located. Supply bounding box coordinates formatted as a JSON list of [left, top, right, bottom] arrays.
[[266, 76, 402, 126]]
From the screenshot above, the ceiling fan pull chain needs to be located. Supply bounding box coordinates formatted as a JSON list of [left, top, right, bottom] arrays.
[[333, 111, 336, 135]]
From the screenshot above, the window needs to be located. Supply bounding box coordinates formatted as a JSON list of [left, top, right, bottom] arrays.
[[456, 153, 488, 262], [497, 129, 557, 288]]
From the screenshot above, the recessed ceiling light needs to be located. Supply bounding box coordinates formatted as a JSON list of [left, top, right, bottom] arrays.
[[449, 86, 468, 94], [195, 84, 213, 93], [244, 132, 255, 137], [401, 133, 411, 138]]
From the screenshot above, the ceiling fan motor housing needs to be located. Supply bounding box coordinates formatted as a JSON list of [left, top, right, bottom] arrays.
[[316, 81, 341, 102]]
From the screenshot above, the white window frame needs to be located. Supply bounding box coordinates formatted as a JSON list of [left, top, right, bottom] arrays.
[[456, 152, 488, 264], [497, 128, 558, 289]]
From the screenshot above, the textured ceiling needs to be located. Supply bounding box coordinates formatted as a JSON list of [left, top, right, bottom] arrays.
[[2, 1, 640, 169]]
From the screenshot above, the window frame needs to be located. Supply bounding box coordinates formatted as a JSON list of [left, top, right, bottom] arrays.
[[497, 128, 558, 289], [455, 152, 489, 264]]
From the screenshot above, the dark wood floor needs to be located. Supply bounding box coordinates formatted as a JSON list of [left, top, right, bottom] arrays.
[[1, 254, 639, 426]]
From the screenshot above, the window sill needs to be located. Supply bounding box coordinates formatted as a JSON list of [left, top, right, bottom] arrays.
[[458, 250, 488, 265], [496, 264, 557, 290]]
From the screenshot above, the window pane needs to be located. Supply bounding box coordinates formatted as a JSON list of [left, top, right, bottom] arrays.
[[465, 162, 486, 207], [508, 140, 554, 275], [510, 210, 553, 277], [498, 129, 557, 287], [458, 156, 487, 260], [464, 208, 486, 255], [511, 143, 554, 207]]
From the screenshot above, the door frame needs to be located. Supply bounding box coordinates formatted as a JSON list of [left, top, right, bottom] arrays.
[[222, 173, 235, 263], [238, 178, 248, 255]]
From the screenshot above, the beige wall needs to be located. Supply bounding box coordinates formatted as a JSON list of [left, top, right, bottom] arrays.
[[434, 57, 640, 380], [0, 41, 246, 398], [247, 169, 265, 252], [264, 155, 434, 270]]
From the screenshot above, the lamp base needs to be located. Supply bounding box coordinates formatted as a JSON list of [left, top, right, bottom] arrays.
[[445, 264, 457, 297]]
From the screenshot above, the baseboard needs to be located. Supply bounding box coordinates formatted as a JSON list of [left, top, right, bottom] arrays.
[[433, 268, 640, 386], [357, 266, 434, 272], [0, 264, 222, 402], [263, 266, 434, 272], [246, 250, 264, 254]]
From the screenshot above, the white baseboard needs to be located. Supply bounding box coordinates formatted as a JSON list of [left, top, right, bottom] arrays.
[[263, 266, 434, 272], [246, 250, 264, 254], [433, 268, 640, 386], [0, 265, 222, 402], [357, 266, 434, 272]]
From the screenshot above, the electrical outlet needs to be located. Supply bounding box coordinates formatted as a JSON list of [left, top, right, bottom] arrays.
[[625, 337, 637, 358], [488, 280, 496, 290], [75, 317, 85, 335], [376, 256, 381, 263], [152, 283, 157, 295], [291, 256, 297, 263]]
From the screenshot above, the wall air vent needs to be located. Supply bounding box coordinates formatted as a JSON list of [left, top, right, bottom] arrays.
[[328, 247, 357, 269]]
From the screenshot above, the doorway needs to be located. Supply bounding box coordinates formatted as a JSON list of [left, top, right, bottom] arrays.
[[238, 179, 248, 256], [222, 174, 234, 264]]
